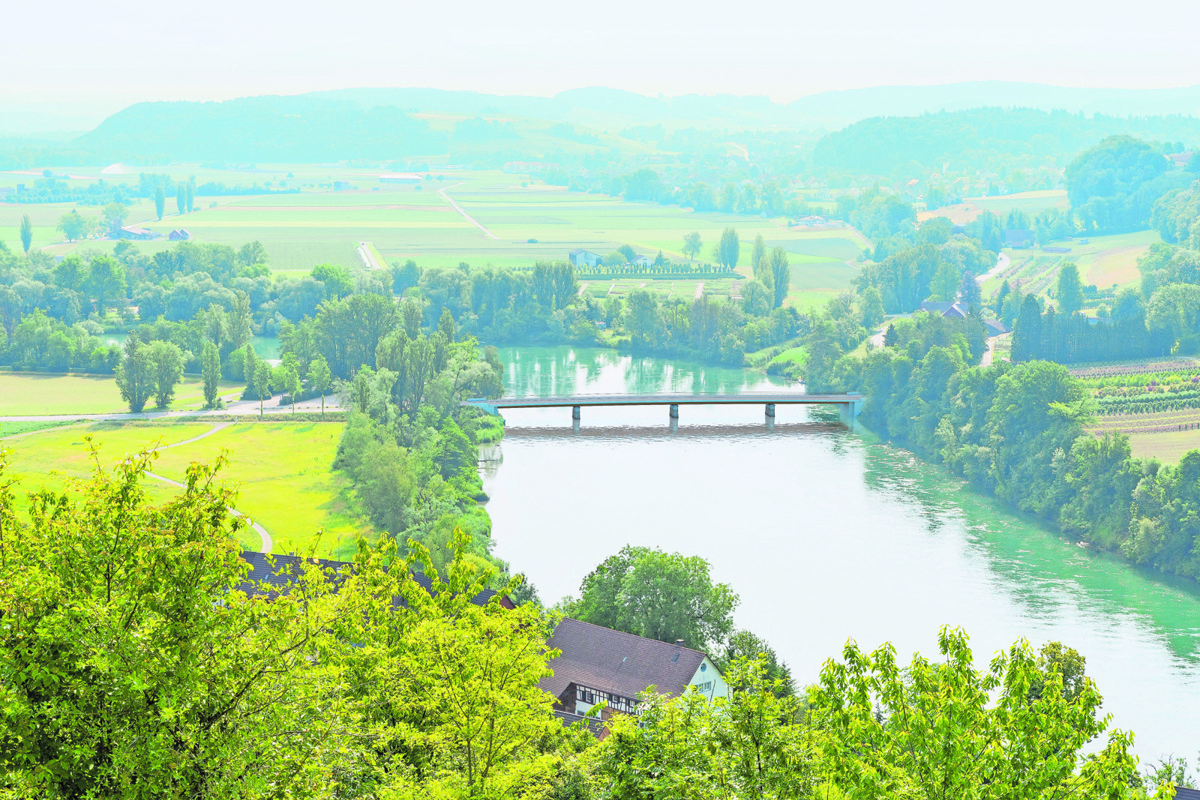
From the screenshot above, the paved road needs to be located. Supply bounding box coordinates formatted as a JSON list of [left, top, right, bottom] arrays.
[[357, 241, 383, 270], [439, 182, 499, 240], [976, 252, 1011, 283], [0, 393, 343, 424]]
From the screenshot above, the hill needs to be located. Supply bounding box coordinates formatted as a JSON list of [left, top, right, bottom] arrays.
[[73, 96, 448, 163], [811, 108, 1200, 176], [41, 83, 1200, 166]]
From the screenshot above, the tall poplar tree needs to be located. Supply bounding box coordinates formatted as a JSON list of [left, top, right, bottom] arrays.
[[154, 186, 165, 220], [19, 214, 32, 253], [201, 341, 221, 408], [176, 184, 186, 215]]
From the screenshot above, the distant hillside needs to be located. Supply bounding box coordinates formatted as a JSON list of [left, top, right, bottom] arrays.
[[789, 82, 1200, 127], [56, 82, 1200, 165], [73, 96, 447, 162], [811, 108, 1200, 176]]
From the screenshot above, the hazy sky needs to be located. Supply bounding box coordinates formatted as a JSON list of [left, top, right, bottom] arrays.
[[5, 0, 1199, 131]]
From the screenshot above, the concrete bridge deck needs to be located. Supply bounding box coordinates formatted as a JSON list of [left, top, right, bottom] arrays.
[[462, 392, 864, 425]]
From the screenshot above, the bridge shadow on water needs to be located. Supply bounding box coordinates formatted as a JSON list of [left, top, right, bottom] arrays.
[[499, 421, 851, 442]]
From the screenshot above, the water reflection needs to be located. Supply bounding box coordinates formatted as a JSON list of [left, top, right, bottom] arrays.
[[483, 345, 1200, 759]]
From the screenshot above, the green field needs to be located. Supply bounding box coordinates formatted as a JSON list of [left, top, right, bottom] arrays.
[[2, 167, 867, 308], [1, 421, 368, 557], [981, 230, 1161, 303], [0, 372, 243, 416]]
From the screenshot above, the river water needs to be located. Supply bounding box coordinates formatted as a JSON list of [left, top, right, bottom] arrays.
[[481, 346, 1200, 761]]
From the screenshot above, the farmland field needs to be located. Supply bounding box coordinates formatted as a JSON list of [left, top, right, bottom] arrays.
[[919, 190, 1068, 226], [1, 420, 368, 557], [2, 167, 867, 307], [981, 230, 1161, 303]]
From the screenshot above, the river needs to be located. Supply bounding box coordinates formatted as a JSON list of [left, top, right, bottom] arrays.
[[481, 345, 1200, 762]]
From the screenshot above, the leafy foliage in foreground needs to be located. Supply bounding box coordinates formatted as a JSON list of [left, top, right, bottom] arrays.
[[0, 450, 1173, 799]]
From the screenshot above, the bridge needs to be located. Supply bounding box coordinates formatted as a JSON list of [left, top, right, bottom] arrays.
[[462, 392, 865, 427]]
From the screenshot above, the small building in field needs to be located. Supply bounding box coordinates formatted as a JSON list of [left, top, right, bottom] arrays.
[[632, 255, 653, 267], [168, 229, 191, 241], [118, 225, 158, 240], [380, 173, 422, 184], [540, 618, 727, 733], [569, 249, 602, 268], [333, 180, 351, 191], [1171, 788, 1200, 800]]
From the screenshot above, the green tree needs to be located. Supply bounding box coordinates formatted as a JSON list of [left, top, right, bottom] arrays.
[[718, 227, 740, 269], [768, 246, 790, 308], [273, 362, 301, 413], [0, 450, 339, 798], [343, 532, 559, 797], [930, 259, 961, 301], [596, 656, 814, 800], [154, 185, 165, 220], [242, 343, 260, 398], [438, 307, 456, 342], [860, 285, 886, 328], [201, 340, 221, 408], [683, 231, 702, 261], [56, 209, 93, 242], [810, 626, 1149, 799], [147, 340, 184, 409], [86, 255, 126, 317], [101, 202, 128, 235], [176, 183, 186, 215], [1056, 260, 1085, 315], [751, 233, 766, 275], [254, 360, 273, 417], [716, 630, 796, 698], [237, 240, 269, 267], [570, 545, 738, 652], [19, 213, 32, 253], [186, 180, 195, 213], [309, 355, 332, 418], [114, 336, 154, 413], [312, 262, 354, 299]]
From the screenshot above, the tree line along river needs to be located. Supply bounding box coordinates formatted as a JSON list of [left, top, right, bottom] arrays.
[[481, 345, 1200, 762]]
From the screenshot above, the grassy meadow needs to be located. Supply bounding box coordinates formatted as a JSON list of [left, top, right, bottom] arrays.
[[0, 371, 243, 416], [0, 420, 368, 557]]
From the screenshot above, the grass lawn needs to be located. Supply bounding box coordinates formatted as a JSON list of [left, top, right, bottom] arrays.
[[148, 422, 369, 557], [1071, 230, 1160, 290], [919, 191, 1068, 226], [767, 346, 809, 370], [1124, 429, 1200, 464], [0, 372, 242, 416], [2, 420, 371, 557], [1, 422, 211, 510]]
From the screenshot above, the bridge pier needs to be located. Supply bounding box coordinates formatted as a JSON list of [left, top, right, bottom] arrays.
[[572, 405, 581, 421], [765, 403, 775, 418], [669, 404, 679, 420]]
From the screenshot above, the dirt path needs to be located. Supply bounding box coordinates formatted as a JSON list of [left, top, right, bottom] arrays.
[[438, 182, 499, 240], [144, 422, 273, 553]]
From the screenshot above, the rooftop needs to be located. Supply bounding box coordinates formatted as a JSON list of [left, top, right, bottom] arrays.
[[540, 618, 709, 701]]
